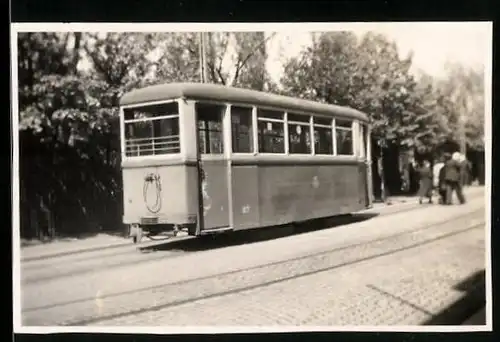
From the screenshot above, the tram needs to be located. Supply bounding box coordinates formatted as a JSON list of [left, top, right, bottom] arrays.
[[119, 82, 373, 243]]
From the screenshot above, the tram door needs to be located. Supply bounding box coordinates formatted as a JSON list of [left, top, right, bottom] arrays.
[[195, 103, 231, 231]]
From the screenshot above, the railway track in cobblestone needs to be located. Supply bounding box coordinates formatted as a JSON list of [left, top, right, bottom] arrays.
[[21, 192, 485, 286], [22, 206, 485, 326], [22, 190, 485, 282]]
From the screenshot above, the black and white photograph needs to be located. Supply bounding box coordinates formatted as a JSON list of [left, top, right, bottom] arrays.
[[11, 22, 491, 333]]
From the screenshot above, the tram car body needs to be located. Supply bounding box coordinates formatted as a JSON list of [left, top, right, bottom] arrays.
[[119, 83, 373, 243]]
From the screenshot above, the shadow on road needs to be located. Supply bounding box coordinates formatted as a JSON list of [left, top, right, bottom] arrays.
[[422, 269, 486, 325], [140, 212, 379, 253]]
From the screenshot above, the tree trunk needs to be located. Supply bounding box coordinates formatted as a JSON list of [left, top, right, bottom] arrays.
[[72, 32, 82, 74], [378, 147, 387, 202]]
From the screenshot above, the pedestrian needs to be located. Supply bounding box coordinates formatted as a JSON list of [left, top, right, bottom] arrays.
[[433, 155, 445, 203], [417, 160, 433, 204], [444, 152, 466, 205], [433, 156, 445, 188], [438, 160, 447, 204]]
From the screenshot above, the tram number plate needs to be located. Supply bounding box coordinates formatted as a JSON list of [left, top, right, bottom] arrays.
[[141, 217, 159, 225]]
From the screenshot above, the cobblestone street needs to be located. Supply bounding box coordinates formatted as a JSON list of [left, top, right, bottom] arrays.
[[19, 188, 487, 327]]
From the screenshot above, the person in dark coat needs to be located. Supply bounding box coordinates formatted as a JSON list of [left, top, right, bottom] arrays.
[[417, 160, 433, 204], [444, 152, 466, 205], [438, 162, 447, 204]]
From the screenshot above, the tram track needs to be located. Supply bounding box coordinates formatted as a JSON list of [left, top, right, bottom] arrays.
[[20, 200, 416, 264], [21, 192, 484, 286], [21, 189, 483, 271], [22, 207, 485, 326]]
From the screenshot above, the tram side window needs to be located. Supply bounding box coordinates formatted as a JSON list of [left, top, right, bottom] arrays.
[[196, 103, 225, 154], [231, 106, 254, 153], [257, 109, 285, 154], [314, 116, 333, 155], [288, 113, 312, 154], [123, 102, 180, 157], [335, 119, 354, 155]]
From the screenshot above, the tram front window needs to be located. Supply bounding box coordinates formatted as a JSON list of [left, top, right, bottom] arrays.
[[123, 102, 180, 157]]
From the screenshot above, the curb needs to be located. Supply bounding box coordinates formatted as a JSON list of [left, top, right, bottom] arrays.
[[21, 240, 132, 263]]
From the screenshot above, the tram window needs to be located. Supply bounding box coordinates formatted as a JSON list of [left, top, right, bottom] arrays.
[[313, 116, 333, 155], [123, 102, 180, 157], [197, 103, 225, 154], [231, 106, 254, 153], [314, 127, 333, 155], [257, 109, 285, 154], [335, 119, 353, 155], [288, 113, 311, 154]]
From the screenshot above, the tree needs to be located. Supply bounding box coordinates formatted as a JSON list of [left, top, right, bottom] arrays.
[[138, 32, 277, 91], [436, 63, 485, 152], [17, 32, 160, 239], [18, 32, 93, 239], [150, 32, 201, 83]]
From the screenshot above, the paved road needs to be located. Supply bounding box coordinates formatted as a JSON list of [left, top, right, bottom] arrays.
[[20, 189, 487, 327]]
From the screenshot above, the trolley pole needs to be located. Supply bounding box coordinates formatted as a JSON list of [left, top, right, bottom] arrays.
[[198, 32, 209, 83]]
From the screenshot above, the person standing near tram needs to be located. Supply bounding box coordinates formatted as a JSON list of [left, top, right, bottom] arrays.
[[433, 155, 446, 204], [443, 152, 466, 205], [416, 160, 433, 204]]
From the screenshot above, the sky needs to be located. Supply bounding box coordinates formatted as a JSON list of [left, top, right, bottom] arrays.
[[264, 22, 491, 83]]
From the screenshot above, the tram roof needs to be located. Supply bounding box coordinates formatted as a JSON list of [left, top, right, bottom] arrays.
[[120, 82, 369, 122]]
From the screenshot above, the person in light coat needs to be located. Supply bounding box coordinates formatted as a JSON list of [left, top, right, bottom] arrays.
[[433, 156, 446, 203]]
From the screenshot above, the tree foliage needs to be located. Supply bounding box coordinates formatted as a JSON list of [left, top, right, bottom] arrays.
[[436, 63, 485, 150]]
